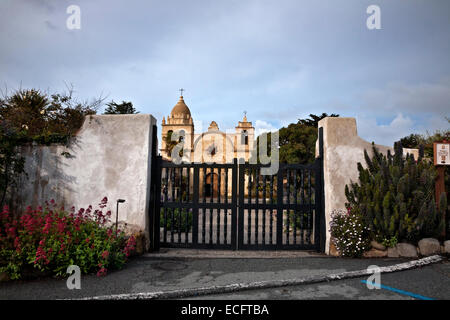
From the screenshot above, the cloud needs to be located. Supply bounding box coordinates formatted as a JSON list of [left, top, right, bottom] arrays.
[[361, 78, 450, 116], [254, 120, 278, 137], [357, 113, 416, 147]]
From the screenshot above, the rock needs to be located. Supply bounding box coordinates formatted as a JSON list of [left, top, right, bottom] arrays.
[[134, 232, 145, 255], [370, 241, 386, 251], [329, 241, 340, 257], [0, 272, 9, 282], [363, 248, 387, 258], [444, 240, 450, 255], [418, 238, 441, 256], [387, 247, 399, 258], [396, 243, 418, 258]]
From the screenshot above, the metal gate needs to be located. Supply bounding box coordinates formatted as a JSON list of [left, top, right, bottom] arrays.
[[155, 160, 238, 249], [149, 128, 326, 252]]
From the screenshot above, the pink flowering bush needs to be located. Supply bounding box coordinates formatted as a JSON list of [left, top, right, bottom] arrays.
[[0, 197, 136, 280]]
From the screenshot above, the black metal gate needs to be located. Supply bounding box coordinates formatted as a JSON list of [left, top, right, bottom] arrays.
[[149, 128, 326, 252], [237, 162, 324, 250], [155, 160, 238, 249]]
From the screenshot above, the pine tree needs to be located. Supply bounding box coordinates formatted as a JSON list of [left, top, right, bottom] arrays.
[[103, 101, 139, 114]]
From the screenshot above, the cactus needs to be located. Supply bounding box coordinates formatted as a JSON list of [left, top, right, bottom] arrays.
[[345, 143, 445, 243]]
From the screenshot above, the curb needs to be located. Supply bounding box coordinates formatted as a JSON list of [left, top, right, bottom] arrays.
[[79, 255, 444, 300], [143, 249, 325, 259]]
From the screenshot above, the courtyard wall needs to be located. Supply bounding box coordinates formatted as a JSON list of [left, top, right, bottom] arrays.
[[14, 114, 157, 250]]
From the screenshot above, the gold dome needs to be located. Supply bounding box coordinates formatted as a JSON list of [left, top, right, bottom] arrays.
[[170, 96, 191, 117]]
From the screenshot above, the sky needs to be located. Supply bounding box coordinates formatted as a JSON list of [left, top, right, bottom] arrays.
[[0, 0, 449, 147]]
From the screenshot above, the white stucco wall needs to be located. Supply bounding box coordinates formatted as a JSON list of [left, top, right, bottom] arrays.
[[317, 117, 393, 255], [15, 114, 157, 249]]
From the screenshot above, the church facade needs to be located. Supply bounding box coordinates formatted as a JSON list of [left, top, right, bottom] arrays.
[[161, 95, 255, 164]]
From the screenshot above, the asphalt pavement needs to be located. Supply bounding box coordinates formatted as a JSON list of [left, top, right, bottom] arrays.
[[0, 250, 448, 300]]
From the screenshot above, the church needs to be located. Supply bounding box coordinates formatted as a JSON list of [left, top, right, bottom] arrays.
[[161, 93, 255, 164]]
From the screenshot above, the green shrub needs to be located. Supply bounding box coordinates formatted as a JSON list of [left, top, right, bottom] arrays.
[[0, 88, 101, 145], [160, 208, 193, 233], [381, 235, 398, 248], [287, 210, 312, 231], [345, 143, 446, 244]]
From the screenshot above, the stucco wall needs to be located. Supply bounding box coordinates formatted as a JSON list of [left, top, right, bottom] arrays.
[[15, 114, 157, 249], [317, 117, 393, 255]]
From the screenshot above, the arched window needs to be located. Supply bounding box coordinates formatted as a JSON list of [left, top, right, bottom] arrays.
[[167, 130, 174, 141], [241, 130, 248, 145], [179, 130, 185, 143]]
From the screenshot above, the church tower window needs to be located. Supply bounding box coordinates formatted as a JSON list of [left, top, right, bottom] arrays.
[[179, 130, 185, 143], [242, 130, 249, 145]]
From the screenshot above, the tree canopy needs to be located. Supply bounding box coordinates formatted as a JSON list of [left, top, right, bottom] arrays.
[[103, 101, 139, 115], [252, 113, 339, 164], [399, 118, 450, 158], [297, 112, 339, 127], [0, 87, 101, 144]]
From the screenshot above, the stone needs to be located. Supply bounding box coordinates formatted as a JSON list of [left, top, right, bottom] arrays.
[[444, 240, 450, 255], [363, 248, 387, 258], [418, 238, 441, 256], [134, 232, 145, 255], [329, 241, 340, 257], [396, 243, 418, 258], [370, 241, 386, 251], [387, 247, 399, 258]]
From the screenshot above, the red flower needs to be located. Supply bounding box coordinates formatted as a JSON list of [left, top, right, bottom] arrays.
[[122, 236, 136, 257], [101, 250, 109, 260], [96, 267, 107, 277], [14, 237, 21, 252], [7, 227, 16, 237], [35, 246, 49, 265], [99, 197, 108, 208]]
